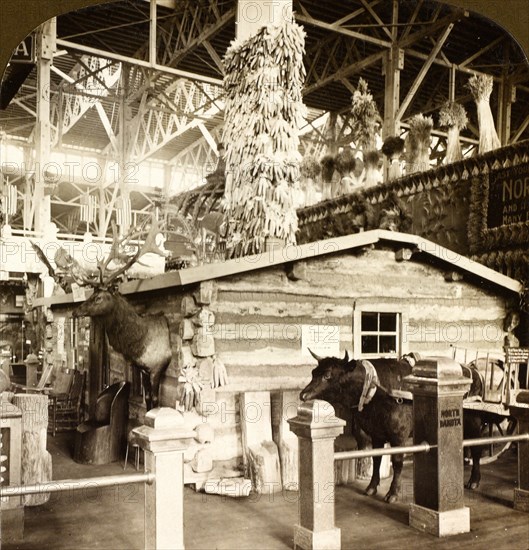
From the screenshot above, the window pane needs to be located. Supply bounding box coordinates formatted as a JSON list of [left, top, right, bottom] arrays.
[[380, 313, 397, 331], [361, 312, 378, 331], [380, 335, 397, 354], [362, 335, 378, 353]]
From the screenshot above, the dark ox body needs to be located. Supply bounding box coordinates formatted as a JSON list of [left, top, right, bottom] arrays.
[[300, 353, 504, 503], [73, 289, 172, 410]]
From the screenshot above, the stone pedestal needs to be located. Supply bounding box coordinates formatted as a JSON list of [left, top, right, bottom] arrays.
[[509, 401, 529, 512], [240, 391, 282, 494], [288, 400, 345, 550], [12, 393, 52, 506], [405, 357, 471, 537], [133, 407, 195, 550], [272, 390, 299, 490], [25, 363, 38, 388]]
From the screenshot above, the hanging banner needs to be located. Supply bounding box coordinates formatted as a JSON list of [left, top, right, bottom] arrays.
[[487, 163, 529, 228]]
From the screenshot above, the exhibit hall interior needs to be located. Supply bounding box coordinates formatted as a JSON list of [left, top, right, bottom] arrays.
[[0, 1, 528, 548]]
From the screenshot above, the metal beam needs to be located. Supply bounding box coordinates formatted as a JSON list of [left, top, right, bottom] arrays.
[[303, 50, 386, 96], [459, 37, 504, 68], [359, 0, 393, 40], [56, 38, 223, 86], [396, 22, 455, 120], [295, 12, 392, 48], [159, 5, 235, 68], [511, 112, 529, 143]]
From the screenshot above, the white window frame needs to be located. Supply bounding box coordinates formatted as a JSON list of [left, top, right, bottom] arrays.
[[353, 304, 409, 359]]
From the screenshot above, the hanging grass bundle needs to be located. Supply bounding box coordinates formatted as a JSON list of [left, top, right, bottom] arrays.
[[382, 136, 405, 181], [333, 148, 357, 196], [381, 136, 405, 159], [406, 114, 433, 173], [320, 155, 336, 183], [468, 73, 493, 102], [467, 74, 501, 154], [439, 102, 468, 130], [439, 102, 468, 164], [300, 155, 321, 206], [349, 78, 382, 187], [350, 78, 382, 151], [363, 150, 381, 188], [334, 149, 356, 176], [300, 155, 322, 180]]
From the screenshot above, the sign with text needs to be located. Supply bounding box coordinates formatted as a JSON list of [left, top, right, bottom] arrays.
[[11, 35, 35, 64], [301, 324, 340, 358], [487, 163, 529, 227]]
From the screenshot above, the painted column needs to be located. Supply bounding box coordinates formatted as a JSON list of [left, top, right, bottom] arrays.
[[33, 18, 55, 233], [382, 2, 402, 181], [236, 0, 292, 41], [405, 357, 471, 537], [288, 400, 345, 550], [382, 2, 402, 140], [133, 407, 195, 550]]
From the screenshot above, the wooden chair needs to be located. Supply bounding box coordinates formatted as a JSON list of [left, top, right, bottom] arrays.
[[73, 381, 130, 465], [48, 370, 86, 437], [11, 362, 54, 393]]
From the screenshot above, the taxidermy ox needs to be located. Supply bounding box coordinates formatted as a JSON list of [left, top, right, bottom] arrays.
[[34, 221, 171, 410], [300, 350, 504, 503]]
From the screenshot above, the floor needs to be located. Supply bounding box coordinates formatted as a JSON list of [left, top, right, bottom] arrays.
[[3, 433, 528, 550]]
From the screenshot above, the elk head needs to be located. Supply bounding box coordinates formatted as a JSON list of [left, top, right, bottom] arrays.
[[71, 288, 118, 318]]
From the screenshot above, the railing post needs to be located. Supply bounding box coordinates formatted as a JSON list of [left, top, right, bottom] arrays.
[[405, 357, 471, 537], [288, 400, 345, 550], [132, 408, 195, 550], [509, 401, 529, 511]]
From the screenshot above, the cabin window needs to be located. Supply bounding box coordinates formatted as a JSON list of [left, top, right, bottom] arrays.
[[358, 311, 400, 357]]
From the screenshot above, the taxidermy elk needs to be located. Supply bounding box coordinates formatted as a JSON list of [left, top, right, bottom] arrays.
[[300, 350, 506, 503], [33, 221, 171, 410]]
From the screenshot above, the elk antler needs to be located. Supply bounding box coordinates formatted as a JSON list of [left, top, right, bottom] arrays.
[[30, 240, 99, 289], [54, 247, 100, 287], [30, 240, 56, 279], [100, 218, 168, 287]]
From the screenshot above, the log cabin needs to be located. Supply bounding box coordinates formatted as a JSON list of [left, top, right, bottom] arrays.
[[34, 229, 523, 491]]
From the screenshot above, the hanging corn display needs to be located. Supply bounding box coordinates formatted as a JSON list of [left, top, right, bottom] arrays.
[[80, 192, 98, 224], [1, 182, 18, 223], [115, 194, 131, 229], [222, 19, 307, 257]]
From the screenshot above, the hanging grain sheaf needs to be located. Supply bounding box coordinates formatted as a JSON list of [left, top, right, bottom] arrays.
[[439, 101, 468, 164], [222, 20, 307, 257], [468, 74, 501, 154]]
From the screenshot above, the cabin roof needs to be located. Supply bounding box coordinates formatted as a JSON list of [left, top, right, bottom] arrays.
[[36, 230, 522, 308], [123, 229, 522, 293]]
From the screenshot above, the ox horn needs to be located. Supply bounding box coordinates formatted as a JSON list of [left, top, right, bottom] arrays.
[[343, 350, 349, 363], [308, 348, 324, 362]]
